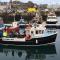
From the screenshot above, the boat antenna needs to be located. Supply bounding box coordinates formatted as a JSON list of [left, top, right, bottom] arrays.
[[13, 13, 16, 22]]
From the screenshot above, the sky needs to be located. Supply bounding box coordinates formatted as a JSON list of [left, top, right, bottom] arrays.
[[0, 0, 60, 5]]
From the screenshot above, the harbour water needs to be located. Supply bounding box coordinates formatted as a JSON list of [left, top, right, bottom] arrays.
[[0, 17, 60, 60]]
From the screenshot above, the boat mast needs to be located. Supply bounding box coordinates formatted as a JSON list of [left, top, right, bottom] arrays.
[[10, 0, 12, 9]]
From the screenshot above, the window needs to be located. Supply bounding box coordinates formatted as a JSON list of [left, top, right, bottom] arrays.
[[36, 30, 38, 34], [42, 30, 44, 34], [39, 30, 44, 34], [39, 30, 41, 34], [0, 24, 4, 28], [31, 31, 33, 34], [48, 17, 56, 19]]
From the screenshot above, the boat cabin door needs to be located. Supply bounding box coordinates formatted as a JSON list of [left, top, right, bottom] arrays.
[[12, 22, 18, 28]]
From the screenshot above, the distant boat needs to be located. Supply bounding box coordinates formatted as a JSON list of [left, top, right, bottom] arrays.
[[46, 12, 57, 24]]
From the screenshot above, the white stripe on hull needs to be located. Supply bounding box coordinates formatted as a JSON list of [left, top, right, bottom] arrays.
[[2, 38, 25, 42]]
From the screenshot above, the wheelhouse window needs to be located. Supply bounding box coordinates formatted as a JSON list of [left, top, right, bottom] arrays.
[[36, 30, 44, 34], [48, 17, 56, 19], [31, 31, 33, 34], [42, 30, 44, 34], [39, 30, 41, 34], [36, 30, 38, 34], [39, 30, 44, 34], [0, 24, 4, 28], [19, 25, 26, 28]]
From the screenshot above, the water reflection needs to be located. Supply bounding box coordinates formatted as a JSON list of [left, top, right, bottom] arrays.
[[0, 44, 56, 60]]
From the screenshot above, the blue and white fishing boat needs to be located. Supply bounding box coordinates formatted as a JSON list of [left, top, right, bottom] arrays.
[[1, 22, 57, 45]]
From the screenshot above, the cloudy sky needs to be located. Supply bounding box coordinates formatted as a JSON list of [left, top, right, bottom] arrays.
[[0, 0, 60, 5]]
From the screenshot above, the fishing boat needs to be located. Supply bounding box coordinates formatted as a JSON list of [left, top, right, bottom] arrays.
[[46, 12, 57, 24], [0, 22, 57, 45], [0, 11, 57, 45]]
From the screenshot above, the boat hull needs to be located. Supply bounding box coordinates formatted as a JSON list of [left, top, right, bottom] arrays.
[[46, 21, 57, 24], [31, 33, 57, 44], [0, 33, 57, 45]]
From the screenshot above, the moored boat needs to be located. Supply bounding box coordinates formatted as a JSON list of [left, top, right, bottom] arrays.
[[0, 22, 57, 45], [46, 12, 57, 24]]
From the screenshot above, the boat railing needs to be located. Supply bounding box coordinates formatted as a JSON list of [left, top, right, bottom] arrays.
[[47, 29, 56, 33]]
